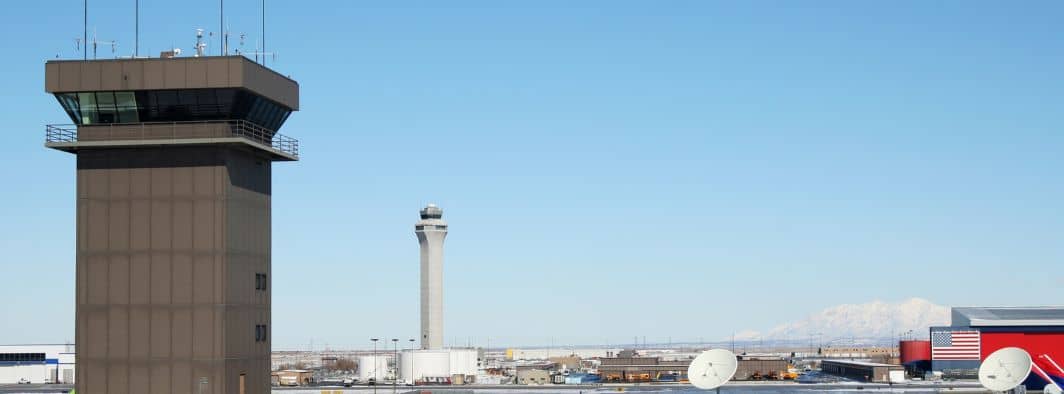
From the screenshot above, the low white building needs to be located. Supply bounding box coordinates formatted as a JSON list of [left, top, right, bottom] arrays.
[[357, 355, 389, 382], [506, 347, 621, 360], [0, 344, 75, 384], [399, 349, 478, 384]]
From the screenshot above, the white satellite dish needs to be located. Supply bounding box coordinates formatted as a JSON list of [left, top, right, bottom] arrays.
[[688, 349, 738, 390], [1046, 384, 1063, 394], [979, 347, 1033, 392]]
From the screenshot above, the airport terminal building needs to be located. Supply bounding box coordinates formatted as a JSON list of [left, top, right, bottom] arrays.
[[0, 344, 75, 384]]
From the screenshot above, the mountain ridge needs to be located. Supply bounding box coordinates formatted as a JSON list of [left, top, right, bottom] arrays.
[[734, 298, 950, 342]]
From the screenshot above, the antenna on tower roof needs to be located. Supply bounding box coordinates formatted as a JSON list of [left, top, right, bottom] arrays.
[[83, 0, 87, 60], [262, 0, 266, 66], [223, 24, 230, 55], [220, 0, 224, 56], [135, 0, 139, 57], [195, 29, 207, 57]]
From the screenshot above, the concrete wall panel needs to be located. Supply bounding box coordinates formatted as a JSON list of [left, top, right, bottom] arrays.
[[143, 60, 165, 90], [86, 199, 108, 251], [163, 60, 186, 88], [83, 361, 106, 393], [172, 308, 192, 358], [150, 363, 171, 394], [173, 201, 192, 250], [85, 308, 107, 357], [122, 61, 144, 90], [193, 256, 215, 304], [206, 57, 230, 87], [108, 256, 129, 304], [193, 306, 214, 358], [101, 62, 122, 88], [79, 62, 101, 91], [150, 308, 170, 358], [187, 59, 208, 87], [108, 307, 129, 358], [130, 201, 150, 250], [150, 254, 171, 303], [109, 200, 129, 250], [129, 306, 150, 358], [130, 167, 151, 197], [172, 361, 191, 394], [172, 254, 192, 304], [86, 257, 107, 305], [130, 254, 150, 303], [45, 62, 60, 92], [150, 201, 171, 250], [129, 363, 149, 394]]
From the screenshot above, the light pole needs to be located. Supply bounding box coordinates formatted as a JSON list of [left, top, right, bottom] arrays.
[[371, 338, 379, 394], [408, 339, 415, 385], [391, 339, 399, 394]]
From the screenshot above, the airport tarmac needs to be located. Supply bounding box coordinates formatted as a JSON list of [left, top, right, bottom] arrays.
[[0, 382, 992, 394], [0, 385, 71, 393], [273, 382, 991, 393]]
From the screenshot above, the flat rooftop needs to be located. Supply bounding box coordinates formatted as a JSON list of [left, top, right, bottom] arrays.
[[952, 306, 1064, 327], [822, 360, 902, 368]]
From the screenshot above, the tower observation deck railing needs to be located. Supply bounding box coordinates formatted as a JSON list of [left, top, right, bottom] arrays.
[[46, 120, 299, 159]]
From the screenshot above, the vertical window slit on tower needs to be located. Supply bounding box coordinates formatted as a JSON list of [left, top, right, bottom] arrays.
[[255, 273, 267, 290]]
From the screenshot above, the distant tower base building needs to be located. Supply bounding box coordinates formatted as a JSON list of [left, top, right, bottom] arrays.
[[416, 204, 447, 350], [399, 348, 478, 385], [44, 56, 299, 394]]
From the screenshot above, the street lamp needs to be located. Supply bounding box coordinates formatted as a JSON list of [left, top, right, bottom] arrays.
[[408, 339, 416, 385], [371, 338, 379, 394], [391, 339, 399, 394]]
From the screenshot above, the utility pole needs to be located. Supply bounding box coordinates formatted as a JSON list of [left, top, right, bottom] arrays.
[[391, 339, 399, 394], [371, 338, 378, 394], [220, 0, 224, 55], [408, 339, 415, 385], [134, 0, 138, 57]]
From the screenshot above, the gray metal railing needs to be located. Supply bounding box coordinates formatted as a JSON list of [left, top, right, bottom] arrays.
[[46, 120, 299, 158]]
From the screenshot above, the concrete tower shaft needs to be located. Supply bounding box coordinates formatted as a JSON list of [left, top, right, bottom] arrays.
[[415, 204, 447, 350], [44, 56, 299, 394]]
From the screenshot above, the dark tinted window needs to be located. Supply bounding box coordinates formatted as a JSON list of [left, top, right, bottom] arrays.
[[255, 273, 267, 291], [0, 353, 45, 362], [255, 324, 268, 342], [54, 88, 291, 130]]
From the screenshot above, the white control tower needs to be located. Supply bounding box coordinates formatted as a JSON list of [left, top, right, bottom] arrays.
[[415, 203, 447, 350]]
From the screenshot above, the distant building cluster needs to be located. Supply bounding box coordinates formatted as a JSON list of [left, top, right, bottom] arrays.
[[0, 344, 75, 385]]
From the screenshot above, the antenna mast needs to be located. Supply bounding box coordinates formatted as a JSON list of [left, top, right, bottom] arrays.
[[83, 0, 87, 60], [135, 0, 139, 57], [195, 29, 207, 57], [262, 0, 266, 66], [220, 0, 224, 55]]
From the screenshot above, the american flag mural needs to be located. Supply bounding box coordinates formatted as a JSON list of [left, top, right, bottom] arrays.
[[931, 329, 981, 360]]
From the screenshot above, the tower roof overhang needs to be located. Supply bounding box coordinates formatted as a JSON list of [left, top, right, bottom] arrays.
[[45, 55, 298, 111]]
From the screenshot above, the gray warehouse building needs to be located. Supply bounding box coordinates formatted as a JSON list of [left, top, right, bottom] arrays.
[[820, 360, 904, 383]]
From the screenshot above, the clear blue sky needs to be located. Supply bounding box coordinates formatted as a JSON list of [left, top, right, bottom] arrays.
[[1, 1, 1062, 349]]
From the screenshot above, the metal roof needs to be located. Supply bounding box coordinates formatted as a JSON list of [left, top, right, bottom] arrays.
[[952, 306, 1064, 327], [822, 360, 902, 368]]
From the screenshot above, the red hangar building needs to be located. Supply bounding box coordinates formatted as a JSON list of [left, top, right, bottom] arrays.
[[931, 307, 1064, 389]]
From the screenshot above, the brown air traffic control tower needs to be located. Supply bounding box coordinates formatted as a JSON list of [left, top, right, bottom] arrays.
[[44, 55, 299, 394]]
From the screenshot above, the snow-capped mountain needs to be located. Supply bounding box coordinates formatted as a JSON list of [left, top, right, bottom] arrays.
[[735, 298, 949, 342]]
